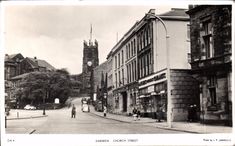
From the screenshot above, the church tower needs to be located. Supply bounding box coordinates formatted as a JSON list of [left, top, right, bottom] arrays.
[[81, 25, 99, 94]]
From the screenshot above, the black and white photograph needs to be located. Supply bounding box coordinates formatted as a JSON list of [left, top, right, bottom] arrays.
[[0, 1, 234, 146]]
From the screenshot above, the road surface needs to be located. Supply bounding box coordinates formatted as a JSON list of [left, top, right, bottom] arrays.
[[6, 98, 186, 134]]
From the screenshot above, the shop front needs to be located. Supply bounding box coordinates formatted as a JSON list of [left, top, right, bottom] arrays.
[[138, 69, 199, 121], [138, 70, 167, 118]]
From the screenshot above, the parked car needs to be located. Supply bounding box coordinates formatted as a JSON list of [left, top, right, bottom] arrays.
[[24, 104, 36, 110], [82, 103, 90, 112]]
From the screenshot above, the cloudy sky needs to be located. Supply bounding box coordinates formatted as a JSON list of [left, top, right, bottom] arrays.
[[3, 4, 188, 74]]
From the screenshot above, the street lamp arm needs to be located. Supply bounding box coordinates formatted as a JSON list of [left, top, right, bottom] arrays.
[[147, 13, 169, 38]]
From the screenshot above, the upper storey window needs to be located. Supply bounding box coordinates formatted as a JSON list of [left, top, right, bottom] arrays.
[[200, 17, 214, 59]]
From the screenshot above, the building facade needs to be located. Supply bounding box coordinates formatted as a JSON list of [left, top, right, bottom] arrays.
[[106, 8, 199, 121], [136, 8, 200, 121], [93, 61, 108, 102], [106, 51, 113, 112], [187, 5, 232, 126], [4, 53, 24, 80], [111, 22, 139, 115], [4, 53, 56, 108]]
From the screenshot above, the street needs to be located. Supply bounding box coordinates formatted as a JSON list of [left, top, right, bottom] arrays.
[[6, 98, 186, 134]]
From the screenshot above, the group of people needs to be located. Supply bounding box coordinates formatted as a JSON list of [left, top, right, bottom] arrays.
[[132, 107, 141, 121], [133, 104, 166, 122]]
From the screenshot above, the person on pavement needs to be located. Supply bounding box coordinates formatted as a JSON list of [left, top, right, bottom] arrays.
[[156, 104, 163, 122], [103, 106, 107, 117], [132, 107, 137, 121], [71, 104, 76, 118], [137, 108, 141, 120]]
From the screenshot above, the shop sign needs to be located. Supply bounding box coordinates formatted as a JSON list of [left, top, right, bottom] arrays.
[[148, 85, 154, 93], [139, 72, 166, 86]]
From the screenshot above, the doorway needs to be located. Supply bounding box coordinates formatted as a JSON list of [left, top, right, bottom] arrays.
[[122, 92, 127, 112]]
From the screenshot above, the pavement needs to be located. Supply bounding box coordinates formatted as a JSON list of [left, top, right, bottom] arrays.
[[6, 109, 47, 120], [89, 106, 232, 134], [5, 109, 48, 134]]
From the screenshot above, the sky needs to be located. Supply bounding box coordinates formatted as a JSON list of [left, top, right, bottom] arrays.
[[3, 4, 188, 74]]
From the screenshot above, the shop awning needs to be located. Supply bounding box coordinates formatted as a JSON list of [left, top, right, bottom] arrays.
[[139, 95, 145, 98], [159, 90, 165, 95]]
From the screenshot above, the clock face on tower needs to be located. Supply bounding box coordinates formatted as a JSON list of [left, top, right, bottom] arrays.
[[87, 61, 92, 67]]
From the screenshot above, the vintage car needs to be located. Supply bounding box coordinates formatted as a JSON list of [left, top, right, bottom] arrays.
[[82, 103, 90, 112], [24, 104, 36, 110]]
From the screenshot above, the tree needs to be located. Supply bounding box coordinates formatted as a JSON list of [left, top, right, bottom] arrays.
[[49, 69, 72, 104], [17, 69, 72, 106], [20, 71, 50, 105]]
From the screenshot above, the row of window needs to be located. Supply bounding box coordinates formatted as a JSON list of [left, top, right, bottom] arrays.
[[138, 52, 152, 78], [126, 60, 137, 84], [114, 68, 124, 88], [115, 42, 136, 70], [137, 25, 152, 52], [114, 50, 124, 69], [114, 60, 137, 88], [114, 25, 152, 70], [126, 38, 136, 60]]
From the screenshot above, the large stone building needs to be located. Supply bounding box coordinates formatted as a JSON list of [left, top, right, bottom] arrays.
[[105, 8, 200, 122], [4, 53, 24, 80], [136, 8, 199, 121], [186, 5, 232, 126], [4, 53, 56, 107]]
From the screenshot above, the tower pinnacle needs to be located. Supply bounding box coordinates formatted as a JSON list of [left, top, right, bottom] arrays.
[[90, 23, 92, 42]]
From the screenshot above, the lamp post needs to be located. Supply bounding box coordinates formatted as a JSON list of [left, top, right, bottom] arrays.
[[146, 13, 172, 128], [43, 79, 49, 116], [104, 93, 107, 107], [43, 96, 46, 115]]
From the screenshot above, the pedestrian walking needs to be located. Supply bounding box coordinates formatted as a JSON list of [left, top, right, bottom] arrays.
[[156, 105, 163, 122], [132, 107, 137, 121], [137, 108, 141, 120], [103, 106, 107, 117], [71, 104, 76, 118]]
